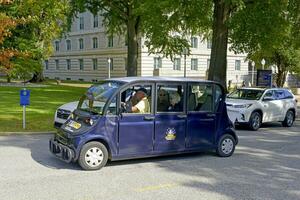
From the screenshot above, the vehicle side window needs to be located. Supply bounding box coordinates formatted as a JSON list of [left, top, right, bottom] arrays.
[[188, 84, 213, 112], [121, 84, 152, 114], [263, 90, 275, 100], [275, 90, 285, 100], [214, 85, 223, 112], [106, 96, 117, 115], [157, 84, 184, 112], [284, 90, 293, 99]]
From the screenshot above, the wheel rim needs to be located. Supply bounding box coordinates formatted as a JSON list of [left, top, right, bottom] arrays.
[[252, 114, 260, 129], [221, 138, 234, 155], [286, 111, 294, 126], [85, 147, 104, 168]]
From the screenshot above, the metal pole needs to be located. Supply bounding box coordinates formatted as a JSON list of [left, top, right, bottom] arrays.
[[184, 54, 186, 78], [23, 105, 26, 129], [252, 65, 254, 86], [108, 58, 111, 79]]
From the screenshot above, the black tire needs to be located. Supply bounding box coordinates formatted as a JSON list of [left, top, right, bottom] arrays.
[[249, 111, 261, 131], [78, 142, 108, 171], [216, 134, 236, 157], [282, 110, 295, 127]]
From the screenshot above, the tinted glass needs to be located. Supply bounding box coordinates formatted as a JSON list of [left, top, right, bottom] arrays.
[[284, 90, 293, 99], [275, 90, 285, 100], [157, 85, 184, 112], [188, 84, 213, 112], [228, 89, 264, 100], [214, 85, 223, 112]]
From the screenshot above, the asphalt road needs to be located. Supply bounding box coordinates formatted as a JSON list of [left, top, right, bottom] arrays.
[[0, 122, 300, 200]]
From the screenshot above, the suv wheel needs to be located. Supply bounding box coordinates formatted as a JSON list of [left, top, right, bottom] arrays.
[[249, 111, 261, 131], [78, 142, 108, 170], [216, 134, 236, 157], [282, 110, 295, 127]]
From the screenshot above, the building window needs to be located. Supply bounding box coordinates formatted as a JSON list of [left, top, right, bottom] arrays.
[[235, 60, 241, 71], [55, 41, 59, 52], [154, 57, 162, 69], [93, 15, 98, 28], [173, 58, 181, 70], [79, 38, 84, 50], [108, 36, 113, 47], [92, 37, 98, 49], [79, 16, 84, 30], [66, 59, 71, 70], [55, 60, 59, 70], [45, 60, 48, 70], [92, 58, 98, 70], [79, 59, 84, 70], [207, 39, 212, 49], [207, 59, 210, 69], [191, 58, 198, 70], [191, 37, 198, 48], [66, 40, 71, 51]]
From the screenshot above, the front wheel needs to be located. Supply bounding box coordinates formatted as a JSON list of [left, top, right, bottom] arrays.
[[216, 134, 236, 157], [78, 142, 108, 170], [249, 112, 261, 131], [282, 110, 295, 127]]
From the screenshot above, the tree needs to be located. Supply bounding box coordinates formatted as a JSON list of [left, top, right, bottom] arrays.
[[229, 0, 300, 87], [0, 0, 70, 82], [69, 0, 145, 76]]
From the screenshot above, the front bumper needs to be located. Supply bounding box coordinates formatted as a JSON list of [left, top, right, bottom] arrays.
[[49, 138, 75, 163], [227, 109, 251, 124]]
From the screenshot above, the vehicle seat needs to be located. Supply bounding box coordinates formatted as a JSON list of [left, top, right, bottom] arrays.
[[188, 93, 197, 111]]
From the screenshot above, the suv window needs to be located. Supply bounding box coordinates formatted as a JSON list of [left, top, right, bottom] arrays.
[[263, 90, 275, 100], [284, 90, 294, 99], [275, 90, 285, 100], [188, 84, 213, 112], [157, 84, 184, 112]]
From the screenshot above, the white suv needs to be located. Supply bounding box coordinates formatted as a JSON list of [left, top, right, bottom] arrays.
[[226, 88, 297, 130]]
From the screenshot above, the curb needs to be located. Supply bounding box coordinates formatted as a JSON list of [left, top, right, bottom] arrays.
[[0, 131, 55, 136]]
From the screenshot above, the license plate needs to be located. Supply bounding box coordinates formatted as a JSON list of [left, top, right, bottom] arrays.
[[68, 120, 81, 129]]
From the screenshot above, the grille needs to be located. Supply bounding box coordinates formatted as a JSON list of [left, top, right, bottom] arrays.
[[57, 109, 71, 120]]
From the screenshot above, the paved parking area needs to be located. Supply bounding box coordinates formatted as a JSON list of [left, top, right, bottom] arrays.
[[0, 122, 300, 200]]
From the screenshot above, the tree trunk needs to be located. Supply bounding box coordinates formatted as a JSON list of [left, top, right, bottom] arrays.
[[126, 7, 139, 77], [208, 0, 231, 91], [276, 65, 287, 87], [7, 75, 11, 83], [29, 71, 44, 83]]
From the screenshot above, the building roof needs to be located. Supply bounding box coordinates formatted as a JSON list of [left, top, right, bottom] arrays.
[[108, 76, 216, 83]]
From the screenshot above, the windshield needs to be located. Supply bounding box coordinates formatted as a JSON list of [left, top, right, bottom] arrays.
[[227, 89, 264, 100], [78, 81, 122, 114]]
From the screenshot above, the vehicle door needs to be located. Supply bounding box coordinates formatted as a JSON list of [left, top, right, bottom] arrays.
[[154, 83, 186, 152], [186, 83, 216, 148], [261, 90, 280, 122], [118, 84, 155, 155], [274, 90, 286, 120]]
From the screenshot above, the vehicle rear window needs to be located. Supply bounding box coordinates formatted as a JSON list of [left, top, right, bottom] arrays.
[[284, 90, 294, 99]]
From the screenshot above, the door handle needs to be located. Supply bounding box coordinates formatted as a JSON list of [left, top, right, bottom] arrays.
[[206, 113, 216, 117], [144, 116, 155, 121], [177, 114, 187, 118]]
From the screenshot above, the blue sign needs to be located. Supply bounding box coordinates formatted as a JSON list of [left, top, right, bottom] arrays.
[[257, 70, 272, 87], [20, 89, 30, 106]]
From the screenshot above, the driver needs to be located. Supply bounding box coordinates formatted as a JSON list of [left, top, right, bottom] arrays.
[[124, 88, 150, 114]]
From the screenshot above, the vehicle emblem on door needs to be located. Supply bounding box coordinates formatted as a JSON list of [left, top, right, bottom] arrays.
[[165, 128, 176, 141]]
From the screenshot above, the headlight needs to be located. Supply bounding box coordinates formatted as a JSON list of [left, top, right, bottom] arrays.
[[234, 104, 252, 109]]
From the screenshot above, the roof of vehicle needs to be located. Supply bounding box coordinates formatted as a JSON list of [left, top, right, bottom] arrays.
[[238, 87, 291, 91], [108, 76, 216, 83]]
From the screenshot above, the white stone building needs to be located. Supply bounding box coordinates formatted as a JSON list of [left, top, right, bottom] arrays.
[[44, 11, 249, 84]]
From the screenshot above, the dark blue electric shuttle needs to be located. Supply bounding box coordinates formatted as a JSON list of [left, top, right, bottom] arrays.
[[49, 77, 238, 170]]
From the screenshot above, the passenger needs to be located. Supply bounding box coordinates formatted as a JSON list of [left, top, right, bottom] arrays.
[[123, 88, 150, 113], [168, 92, 181, 111]]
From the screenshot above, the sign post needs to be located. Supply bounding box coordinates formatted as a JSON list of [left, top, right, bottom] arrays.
[[20, 89, 30, 129]]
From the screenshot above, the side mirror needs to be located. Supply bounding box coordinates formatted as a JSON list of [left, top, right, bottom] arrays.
[[263, 96, 274, 101]]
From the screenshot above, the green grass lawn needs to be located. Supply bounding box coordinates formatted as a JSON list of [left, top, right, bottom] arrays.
[[0, 83, 88, 132]]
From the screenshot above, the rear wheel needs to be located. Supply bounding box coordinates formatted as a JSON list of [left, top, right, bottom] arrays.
[[282, 110, 295, 127], [249, 111, 261, 131], [216, 134, 236, 157], [78, 142, 108, 170]]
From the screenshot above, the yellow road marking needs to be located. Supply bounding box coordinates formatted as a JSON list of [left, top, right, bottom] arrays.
[[135, 183, 178, 192]]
